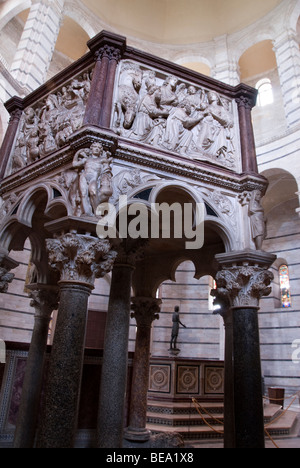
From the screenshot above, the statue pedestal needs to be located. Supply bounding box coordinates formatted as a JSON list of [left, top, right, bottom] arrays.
[[148, 356, 224, 402], [168, 348, 181, 357]]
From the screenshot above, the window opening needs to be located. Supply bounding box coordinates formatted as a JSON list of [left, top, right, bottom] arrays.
[[279, 265, 291, 308], [256, 78, 274, 107]]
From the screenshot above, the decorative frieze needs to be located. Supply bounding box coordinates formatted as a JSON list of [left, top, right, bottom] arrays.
[[8, 70, 92, 176], [112, 60, 241, 171]]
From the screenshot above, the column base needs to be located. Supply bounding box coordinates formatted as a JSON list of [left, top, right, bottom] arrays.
[[124, 427, 151, 442]]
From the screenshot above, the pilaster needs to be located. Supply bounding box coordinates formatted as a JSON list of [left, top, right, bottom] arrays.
[[212, 35, 240, 86], [10, 0, 66, 91], [273, 28, 300, 129]]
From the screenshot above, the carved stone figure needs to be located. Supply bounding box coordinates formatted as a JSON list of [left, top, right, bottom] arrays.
[[10, 71, 91, 174], [249, 190, 266, 250], [112, 61, 238, 169], [163, 102, 204, 154], [69, 142, 113, 217], [130, 82, 169, 142], [115, 63, 143, 131]]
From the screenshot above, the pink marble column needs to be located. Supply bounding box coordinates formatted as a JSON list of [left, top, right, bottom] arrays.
[[124, 297, 161, 443]]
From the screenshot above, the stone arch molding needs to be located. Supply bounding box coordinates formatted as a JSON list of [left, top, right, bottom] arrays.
[[0, 182, 69, 251], [114, 179, 235, 252]]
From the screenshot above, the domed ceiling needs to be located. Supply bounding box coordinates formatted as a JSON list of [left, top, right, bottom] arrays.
[[81, 0, 282, 44]]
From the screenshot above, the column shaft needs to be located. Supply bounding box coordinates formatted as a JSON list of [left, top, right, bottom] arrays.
[[97, 263, 134, 448], [125, 297, 160, 442], [10, 0, 65, 90], [83, 54, 109, 126], [99, 51, 120, 127], [236, 93, 258, 174], [220, 309, 235, 448], [214, 250, 276, 448], [232, 306, 264, 448], [128, 325, 151, 433], [14, 286, 58, 448], [37, 281, 92, 448], [0, 99, 23, 179]]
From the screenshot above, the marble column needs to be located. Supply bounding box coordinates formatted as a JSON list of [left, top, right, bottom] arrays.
[[212, 295, 235, 448], [97, 242, 144, 448], [99, 47, 122, 128], [214, 250, 276, 449], [97, 262, 134, 448], [0, 97, 23, 179], [83, 31, 126, 127], [124, 297, 161, 443], [36, 233, 116, 448], [273, 28, 300, 129], [10, 0, 65, 91], [235, 88, 258, 174], [14, 284, 58, 448]]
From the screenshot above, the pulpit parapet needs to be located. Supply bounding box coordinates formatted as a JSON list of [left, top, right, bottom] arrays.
[[0, 30, 260, 186], [0, 30, 267, 260]]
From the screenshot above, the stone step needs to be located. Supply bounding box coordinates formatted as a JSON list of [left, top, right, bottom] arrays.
[[146, 422, 224, 441], [147, 400, 224, 416], [265, 410, 299, 437], [147, 410, 224, 427], [146, 400, 298, 441]]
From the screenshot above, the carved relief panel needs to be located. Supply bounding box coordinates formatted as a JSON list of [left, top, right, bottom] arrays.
[[111, 60, 241, 172], [7, 69, 92, 176]]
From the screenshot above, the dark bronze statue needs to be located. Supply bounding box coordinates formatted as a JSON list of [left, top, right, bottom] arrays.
[[170, 306, 186, 350]]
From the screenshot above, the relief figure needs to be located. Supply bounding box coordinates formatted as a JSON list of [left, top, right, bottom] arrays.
[[115, 63, 143, 131], [112, 61, 238, 170], [10, 71, 91, 174]]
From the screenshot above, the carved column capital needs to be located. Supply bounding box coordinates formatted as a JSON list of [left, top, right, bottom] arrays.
[[0, 249, 19, 293], [46, 233, 117, 285], [0, 267, 14, 293], [87, 31, 126, 62], [131, 297, 161, 327], [213, 250, 276, 309], [235, 85, 257, 110], [96, 45, 122, 62], [27, 284, 59, 319], [115, 239, 148, 268]]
